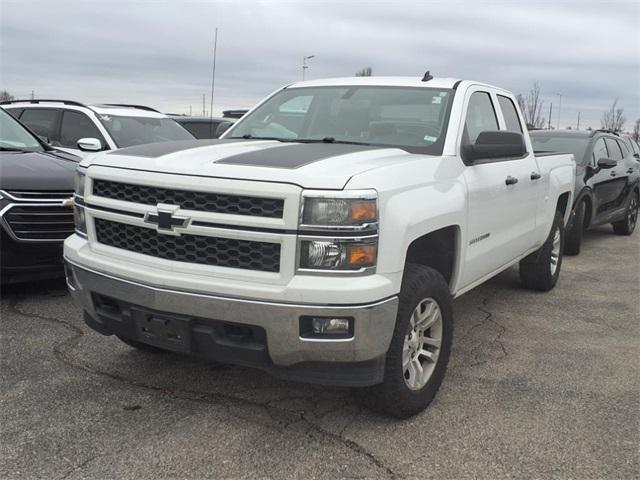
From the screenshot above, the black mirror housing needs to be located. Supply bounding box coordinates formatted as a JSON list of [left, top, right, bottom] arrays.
[[463, 131, 526, 163], [597, 157, 617, 169]]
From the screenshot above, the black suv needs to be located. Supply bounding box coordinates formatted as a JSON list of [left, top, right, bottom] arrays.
[[531, 129, 640, 255], [0, 108, 78, 283]]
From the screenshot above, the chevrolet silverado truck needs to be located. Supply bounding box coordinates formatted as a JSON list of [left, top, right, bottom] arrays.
[[64, 76, 575, 417]]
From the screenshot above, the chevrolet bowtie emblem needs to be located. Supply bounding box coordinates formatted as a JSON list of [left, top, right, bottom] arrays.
[[144, 204, 190, 234]]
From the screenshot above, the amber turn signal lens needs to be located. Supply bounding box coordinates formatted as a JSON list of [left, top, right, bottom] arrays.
[[347, 244, 376, 267], [349, 201, 377, 222]]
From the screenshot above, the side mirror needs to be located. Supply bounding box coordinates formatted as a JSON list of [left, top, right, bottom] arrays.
[[215, 121, 233, 138], [77, 137, 102, 152], [37, 135, 51, 144], [462, 131, 526, 163], [597, 157, 617, 169]]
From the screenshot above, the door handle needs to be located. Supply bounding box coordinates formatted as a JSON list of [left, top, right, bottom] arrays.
[[610, 171, 617, 177], [627, 168, 634, 174], [505, 176, 519, 185], [530, 172, 541, 181]]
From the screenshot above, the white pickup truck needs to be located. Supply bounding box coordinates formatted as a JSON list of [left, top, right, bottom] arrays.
[[64, 76, 575, 417]]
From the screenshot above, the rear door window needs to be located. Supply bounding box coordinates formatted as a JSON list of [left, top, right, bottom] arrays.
[[604, 138, 623, 160], [616, 139, 629, 157], [6, 108, 23, 119], [497, 95, 523, 133], [59, 110, 106, 148], [19, 108, 60, 140]]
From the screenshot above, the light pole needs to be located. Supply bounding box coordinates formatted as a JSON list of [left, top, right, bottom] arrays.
[[302, 55, 315, 81], [556, 92, 564, 130]]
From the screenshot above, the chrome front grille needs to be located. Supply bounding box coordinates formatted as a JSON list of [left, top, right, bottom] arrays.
[[94, 218, 281, 272], [6, 191, 74, 201], [2, 204, 74, 241], [92, 179, 284, 218]]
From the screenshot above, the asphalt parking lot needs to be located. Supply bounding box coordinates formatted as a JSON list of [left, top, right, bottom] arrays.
[[1, 225, 638, 480]]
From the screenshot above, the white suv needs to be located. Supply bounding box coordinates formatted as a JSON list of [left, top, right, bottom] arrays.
[[2, 100, 194, 158]]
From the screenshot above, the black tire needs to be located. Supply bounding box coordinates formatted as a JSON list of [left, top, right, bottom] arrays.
[[612, 191, 638, 235], [357, 264, 453, 419], [116, 335, 167, 354], [519, 210, 564, 292], [564, 201, 585, 256]]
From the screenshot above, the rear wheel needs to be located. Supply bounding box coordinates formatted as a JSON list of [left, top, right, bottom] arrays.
[[612, 191, 638, 235], [357, 264, 453, 418], [564, 201, 585, 255], [519, 210, 564, 292]]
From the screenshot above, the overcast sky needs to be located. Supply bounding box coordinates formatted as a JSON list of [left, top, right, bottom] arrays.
[[1, 0, 638, 130]]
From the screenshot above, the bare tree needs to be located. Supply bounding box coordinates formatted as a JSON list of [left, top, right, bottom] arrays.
[[355, 67, 373, 77], [516, 82, 546, 129], [0, 90, 14, 102], [631, 119, 639, 142], [601, 99, 626, 133]]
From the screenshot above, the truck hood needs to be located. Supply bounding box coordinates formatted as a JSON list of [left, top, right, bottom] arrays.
[[85, 139, 418, 189], [0, 150, 77, 191]]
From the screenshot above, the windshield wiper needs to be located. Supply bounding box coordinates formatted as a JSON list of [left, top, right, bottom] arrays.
[[0, 146, 27, 152], [236, 134, 296, 142], [297, 137, 372, 146]]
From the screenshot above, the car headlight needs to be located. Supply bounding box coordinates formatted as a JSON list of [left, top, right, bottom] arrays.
[[74, 168, 86, 198], [299, 191, 378, 272], [73, 204, 87, 236], [301, 195, 377, 227], [300, 238, 377, 270]]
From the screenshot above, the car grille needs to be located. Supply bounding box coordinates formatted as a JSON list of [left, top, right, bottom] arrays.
[[6, 190, 73, 201], [3, 205, 74, 241], [92, 180, 284, 218], [94, 218, 281, 272]]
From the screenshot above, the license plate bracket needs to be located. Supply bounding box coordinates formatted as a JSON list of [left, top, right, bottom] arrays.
[[134, 312, 191, 353]]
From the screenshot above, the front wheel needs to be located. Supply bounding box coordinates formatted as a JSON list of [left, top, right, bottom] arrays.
[[357, 264, 453, 418], [612, 191, 638, 235], [519, 210, 564, 292]]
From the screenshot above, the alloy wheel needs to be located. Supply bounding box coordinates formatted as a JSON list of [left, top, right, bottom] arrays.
[[403, 297, 443, 390]]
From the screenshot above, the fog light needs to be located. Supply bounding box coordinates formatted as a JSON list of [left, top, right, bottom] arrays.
[[300, 316, 354, 339]]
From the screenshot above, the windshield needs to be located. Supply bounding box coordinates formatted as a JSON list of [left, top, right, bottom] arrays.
[[0, 108, 44, 151], [97, 114, 194, 148], [531, 134, 589, 165], [228, 86, 454, 154]]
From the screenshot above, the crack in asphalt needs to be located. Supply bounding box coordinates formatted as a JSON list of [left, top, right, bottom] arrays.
[[458, 288, 508, 367], [7, 295, 400, 479]]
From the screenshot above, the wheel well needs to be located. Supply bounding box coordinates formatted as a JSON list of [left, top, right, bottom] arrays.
[[405, 226, 458, 287], [556, 192, 570, 217]]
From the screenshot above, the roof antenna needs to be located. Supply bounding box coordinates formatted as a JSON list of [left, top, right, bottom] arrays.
[[421, 70, 433, 82]]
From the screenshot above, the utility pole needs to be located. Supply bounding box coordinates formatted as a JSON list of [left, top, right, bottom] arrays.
[[202, 94, 205, 117], [302, 55, 315, 81], [548, 102, 553, 129], [209, 27, 219, 137], [189, 105, 192, 116], [30, 90, 34, 100], [576, 112, 581, 130], [556, 92, 563, 130]]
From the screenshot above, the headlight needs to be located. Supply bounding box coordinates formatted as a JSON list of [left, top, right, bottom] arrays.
[[74, 168, 86, 198], [301, 194, 377, 228], [73, 205, 87, 236], [299, 238, 377, 271]]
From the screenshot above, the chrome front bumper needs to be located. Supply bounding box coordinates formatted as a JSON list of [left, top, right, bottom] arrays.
[[65, 260, 398, 369]]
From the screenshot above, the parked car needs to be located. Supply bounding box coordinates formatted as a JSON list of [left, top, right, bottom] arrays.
[[0, 107, 78, 283], [620, 133, 640, 162], [222, 109, 249, 119], [531, 129, 639, 255], [2, 100, 195, 158], [169, 115, 234, 139], [64, 76, 575, 418]]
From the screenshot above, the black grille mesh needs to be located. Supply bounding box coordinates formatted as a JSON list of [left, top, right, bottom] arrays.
[[92, 180, 284, 218], [94, 219, 280, 272]]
